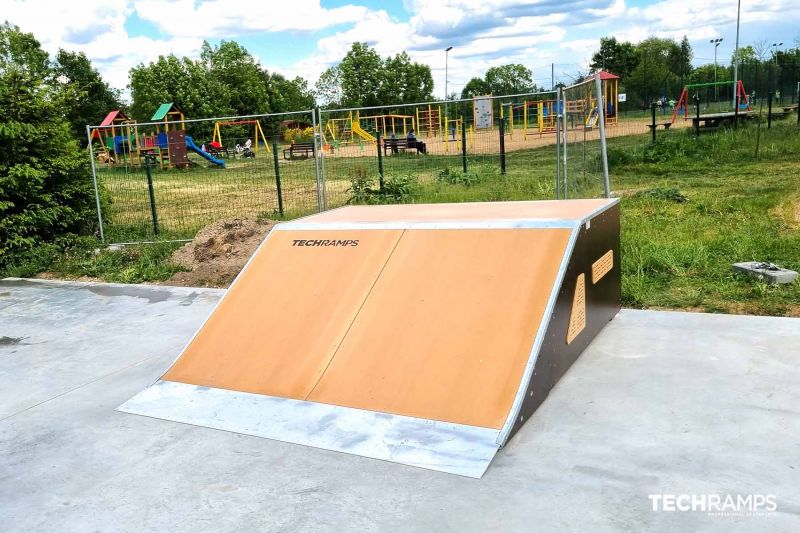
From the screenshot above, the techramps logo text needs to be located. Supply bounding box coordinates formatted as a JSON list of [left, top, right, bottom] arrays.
[[292, 239, 359, 247], [648, 493, 777, 517]]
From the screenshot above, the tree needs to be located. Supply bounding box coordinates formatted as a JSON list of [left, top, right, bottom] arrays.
[[459, 64, 535, 98], [590, 37, 639, 79], [314, 44, 434, 107], [129, 54, 231, 123], [379, 52, 434, 105], [265, 72, 315, 113], [54, 50, 122, 145], [484, 64, 535, 95], [338, 42, 384, 107], [201, 40, 269, 116], [0, 23, 97, 264], [460, 77, 490, 98], [315, 66, 343, 107]]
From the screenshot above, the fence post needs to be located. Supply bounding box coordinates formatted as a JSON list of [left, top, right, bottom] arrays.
[[85, 125, 105, 243], [694, 95, 701, 137], [555, 88, 561, 199], [499, 118, 506, 175], [651, 102, 657, 143], [272, 140, 284, 217], [144, 155, 159, 235], [594, 72, 611, 199], [461, 119, 467, 173], [767, 91, 773, 129], [311, 107, 323, 212], [797, 95, 800, 125], [376, 130, 384, 192]]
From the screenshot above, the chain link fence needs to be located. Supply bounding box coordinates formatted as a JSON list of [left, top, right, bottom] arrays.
[[88, 77, 621, 244]]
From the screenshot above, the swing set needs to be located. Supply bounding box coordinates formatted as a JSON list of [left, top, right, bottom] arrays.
[[212, 120, 270, 153], [671, 80, 750, 124]]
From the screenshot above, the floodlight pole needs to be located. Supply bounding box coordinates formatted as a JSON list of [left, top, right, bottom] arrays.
[[732, 0, 740, 109], [711, 38, 723, 103], [444, 46, 453, 123]]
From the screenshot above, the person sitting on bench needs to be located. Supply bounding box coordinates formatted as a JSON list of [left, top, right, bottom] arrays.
[[407, 129, 426, 154], [389, 132, 399, 154]]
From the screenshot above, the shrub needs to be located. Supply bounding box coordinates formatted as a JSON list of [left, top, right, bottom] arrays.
[[283, 127, 314, 144], [347, 167, 417, 204], [0, 23, 99, 268]]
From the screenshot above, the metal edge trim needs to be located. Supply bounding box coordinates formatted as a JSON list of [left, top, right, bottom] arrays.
[[496, 224, 580, 445], [118, 380, 501, 479], [579, 198, 620, 225], [274, 220, 579, 231]]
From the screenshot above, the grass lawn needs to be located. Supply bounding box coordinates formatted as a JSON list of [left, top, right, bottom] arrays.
[[2, 118, 798, 316]]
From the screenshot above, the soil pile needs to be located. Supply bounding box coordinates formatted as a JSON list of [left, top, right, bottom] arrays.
[[166, 219, 274, 288]]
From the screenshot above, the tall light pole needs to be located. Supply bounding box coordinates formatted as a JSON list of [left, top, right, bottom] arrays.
[[771, 42, 783, 104], [710, 38, 723, 104], [732, 0, 740, 109], [444, 46, 453, 123]]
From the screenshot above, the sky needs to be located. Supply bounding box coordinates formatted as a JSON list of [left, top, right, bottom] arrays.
[[3, 0, 798, 99]]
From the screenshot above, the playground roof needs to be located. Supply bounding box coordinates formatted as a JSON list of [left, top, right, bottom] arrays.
[[151, 103, 183, 121], [586, 70, 621, 81], [99, 110, 129, 126]]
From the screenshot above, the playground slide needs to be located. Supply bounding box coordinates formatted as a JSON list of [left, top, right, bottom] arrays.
[[351, 121, 376, 143], [585, 108, 599, 128], [185, 135, 225, 168]]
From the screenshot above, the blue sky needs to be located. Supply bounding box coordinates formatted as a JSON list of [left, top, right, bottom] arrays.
[[4, 0, 798, 98]]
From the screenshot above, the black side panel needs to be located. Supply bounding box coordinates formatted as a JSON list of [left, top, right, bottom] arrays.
[[506, 203, 621, 441]]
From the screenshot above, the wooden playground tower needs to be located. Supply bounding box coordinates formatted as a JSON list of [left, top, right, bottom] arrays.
[[91, 110, 140, 165], [212, 119, 269, 153], [416, 105, 441, 137], [143, 103, 189, 168]]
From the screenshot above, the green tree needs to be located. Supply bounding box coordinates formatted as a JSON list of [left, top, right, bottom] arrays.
[[200, 40, 269, 116], [590, 37, 639, 78], [458, 64, 535, 98], [265, 72, 315, 113], [54, 50, 122, 145], [129, 54, 231, 123], [315, 66, 343, 107], [0, 23, 97, 264], [338, 42, 384, 107], [484, 64, 535, 95], [460, 77, 490, 98], [378, 52, 434, 104]]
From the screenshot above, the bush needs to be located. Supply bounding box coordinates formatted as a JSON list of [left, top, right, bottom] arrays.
[[0, 24, 99, 269], [283, 127, 314, 144], [436, 166, 488, 186], [634, 187, 688, 203], [347, 166, 417, 204]]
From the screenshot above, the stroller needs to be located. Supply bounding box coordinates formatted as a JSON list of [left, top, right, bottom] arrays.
[[235, 138, 255, 159]]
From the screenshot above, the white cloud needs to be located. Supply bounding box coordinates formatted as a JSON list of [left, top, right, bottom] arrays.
[[2, 0, 797, 99]]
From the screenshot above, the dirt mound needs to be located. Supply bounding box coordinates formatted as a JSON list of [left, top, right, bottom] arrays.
[[165, 219, 275, 288]]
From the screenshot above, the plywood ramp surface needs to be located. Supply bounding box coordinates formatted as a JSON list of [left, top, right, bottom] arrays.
[[300, 199, 610, 223], [308, 228, 571, 429], [163, 230, 403, 398]]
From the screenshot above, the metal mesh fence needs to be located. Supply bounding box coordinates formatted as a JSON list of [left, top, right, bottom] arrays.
[[88, 110, 319, 243], [560, 76, 610, 199], [317, 92, 562, 210], [88, 84, 619, 244]]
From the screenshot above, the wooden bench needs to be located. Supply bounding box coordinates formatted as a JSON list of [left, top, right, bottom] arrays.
[[648, 122, 672, 132], [383, 138, 418, 155], [283, 142, 315, 160]]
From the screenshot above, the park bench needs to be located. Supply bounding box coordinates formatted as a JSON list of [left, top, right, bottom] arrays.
[[283, 142, 315, 160], [648, 122, 672, 132], [383, 138, 418, 155]]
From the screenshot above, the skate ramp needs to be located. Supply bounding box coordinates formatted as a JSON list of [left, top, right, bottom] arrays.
[[120, 199, 621, 477]]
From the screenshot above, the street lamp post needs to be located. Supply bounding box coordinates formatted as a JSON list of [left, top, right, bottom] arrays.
[[710, 38, 723, 105], [444, 46, 453, 125], [771, 42, 783, 105]]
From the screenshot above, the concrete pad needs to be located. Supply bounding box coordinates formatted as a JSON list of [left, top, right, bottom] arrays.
[[1, 279, 799, 532]]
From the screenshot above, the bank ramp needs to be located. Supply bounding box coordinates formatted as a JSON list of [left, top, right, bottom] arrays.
[[120, 199, 620, 477]]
